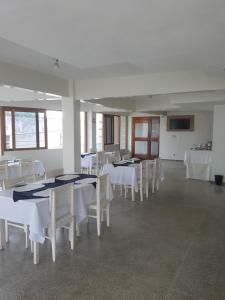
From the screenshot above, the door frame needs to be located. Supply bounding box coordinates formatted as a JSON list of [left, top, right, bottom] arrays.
[[131, 116, 160, 159]]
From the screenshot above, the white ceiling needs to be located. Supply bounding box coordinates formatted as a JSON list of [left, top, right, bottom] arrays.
[[0, 0, 224, 79]]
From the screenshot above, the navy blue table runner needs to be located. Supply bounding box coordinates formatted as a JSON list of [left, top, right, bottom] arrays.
[[13, 174, 97, 202], [81, 152, 96, 158], [113, 159, 141, 168]]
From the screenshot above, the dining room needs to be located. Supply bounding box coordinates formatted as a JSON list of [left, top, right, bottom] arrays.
[[0, 1, 225, 299]]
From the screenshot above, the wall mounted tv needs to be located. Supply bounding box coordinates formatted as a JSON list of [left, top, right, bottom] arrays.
[[167, 115, 194, 131]]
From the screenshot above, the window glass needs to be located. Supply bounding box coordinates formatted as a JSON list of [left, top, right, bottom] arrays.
[[114, 116, 120, 144], [38, 112, 45, 147], [80, 112, 85, 153], [15, 111, 37, 148], [5, 111, 13, 149], [47, 111, 62, 149], [96, 113, 103, 151]]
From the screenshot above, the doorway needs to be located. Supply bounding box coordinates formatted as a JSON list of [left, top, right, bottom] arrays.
[[132, 117, 160, 159]]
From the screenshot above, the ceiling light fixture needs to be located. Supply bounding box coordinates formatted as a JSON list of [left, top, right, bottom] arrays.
[[53, 58, 60, 69]]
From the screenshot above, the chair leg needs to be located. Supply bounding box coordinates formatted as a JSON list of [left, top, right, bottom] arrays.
[[5, 220, 8, 243], [152, 178, 155, 193], [97, 208, 101, 237], [156, 178, 160, 191], [106, 205, 110, 227], [24, 225, 28, 249], [140, 187, 143, 202], [125, 185, 127, 198], [120, 185, 123, 196], [70, 219, 75, 250], [146, 182, 149, 199], [31, 240, 34, 253]]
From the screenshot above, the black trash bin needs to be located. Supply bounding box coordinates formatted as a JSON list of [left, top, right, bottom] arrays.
[[215, 175, 223, 186]]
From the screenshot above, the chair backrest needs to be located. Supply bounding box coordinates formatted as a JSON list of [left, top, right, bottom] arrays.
[[45, 168, 64, 179], [154, 158, 161, 177], [122, 152, 131, 160], [96, 174, 110, 209], [96, 151, 105, 165], [3, 176, 29, 190], [50, 183, 74, 227], [0, 164, 8, 180], [106, 152, 120, 164], [19, 160, 36, 181], [140, 160, 149, 183]]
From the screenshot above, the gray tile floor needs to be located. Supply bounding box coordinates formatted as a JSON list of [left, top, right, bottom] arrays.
[[1, 161, 225, 299]]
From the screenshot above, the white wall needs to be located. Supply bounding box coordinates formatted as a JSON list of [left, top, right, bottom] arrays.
[[127, 112, 213, 160], [160, 112, 213, 160], [212, 105, 225, 179], [4, 149, 63, 170]]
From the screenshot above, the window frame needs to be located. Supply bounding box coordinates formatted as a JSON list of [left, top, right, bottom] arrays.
[[1, 106, 48, 151], [103, 114, 121, 146], [80, 111, 88, 153]]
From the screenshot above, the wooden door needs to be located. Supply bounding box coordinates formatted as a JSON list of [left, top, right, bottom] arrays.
[[132, 117, 160, 159]]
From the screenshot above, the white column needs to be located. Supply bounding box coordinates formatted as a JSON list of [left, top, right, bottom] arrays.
[[87, 111, 96, 151], [62, 81, 81, 173], [212, 105, 225, 182]]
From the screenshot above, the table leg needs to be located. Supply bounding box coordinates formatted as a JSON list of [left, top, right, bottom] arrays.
[[33, 241, 39, 264]]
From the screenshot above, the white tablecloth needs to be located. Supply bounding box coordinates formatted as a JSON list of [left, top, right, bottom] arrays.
[[184, 150, 212, 164], [0, 160, 45, 180], [184, 150, 212, 181], [102, 163, 140, 192], [0, 180, 96, 243], [81, 154, 96, 169], [102, 161, 164, 192]]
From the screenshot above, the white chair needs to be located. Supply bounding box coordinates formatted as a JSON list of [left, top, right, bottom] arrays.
[[3, 176, 30, 248], [139, 160, 149, 202], [152, 158, 161, 193], [122, 152, 131, 160], [19, 159, 36, 182], [106, 152, 120, 164], [95, 151, 105, 175], [87, 174, 110, 236], [45, 183, 75, 262], [45, 168, 64, 179]]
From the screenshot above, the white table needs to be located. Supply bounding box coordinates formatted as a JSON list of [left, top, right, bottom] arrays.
[[0, 160, 45, 180], [184, 150, 212, 181], [0, 178, 97, 264], [102, 160, 164, 200]]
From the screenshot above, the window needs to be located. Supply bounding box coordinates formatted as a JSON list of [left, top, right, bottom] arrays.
[[47, 111, 63, 149], [103, 114, 121, 146], [2, 107, 47, 150], [120, 116, 127, 149], [96, 113, 103, 151], [2, 107, 63, 151], [104, 115, 114, 145], [80, 112, 87, 153]]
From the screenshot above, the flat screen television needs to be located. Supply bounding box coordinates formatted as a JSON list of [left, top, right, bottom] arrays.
[[167, 115, 194, 131]]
